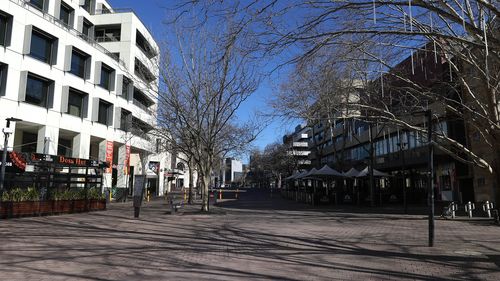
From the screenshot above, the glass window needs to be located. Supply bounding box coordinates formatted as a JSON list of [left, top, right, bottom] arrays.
[[59, 2, 73, 27], [30, 30, 54, 64], [100, 64, 113, 90], [70, 49, 88, 78], [28, 0, 45, 11], [0, 12, 10, 46], [82, 18, 93, 39], [82, 0, 94, 13], [0, 63, 7, 96], [58, 138, 72, 157], [120, 109, 131, 131], [68, 89, 84, 117], [21, 132, 37, 153], [26, 74, 50, 107], [98, 100, 111, 125], [122, 77, 131, 100]]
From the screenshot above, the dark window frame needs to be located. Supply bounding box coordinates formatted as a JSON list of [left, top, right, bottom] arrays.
[[0, 11, 13, 47], [28, 0, 46, 12], [25, 73, 52, 108], [30, 28, 58, 65], [120, 109, 131, 131], [97, 99, 112, 125], [99, 63, 114, 91], [68, 88, 85, 118], [70, 48, 90, 79], [0, 62, 7, 96], [59, 1, 74, 27], [81, 18, 93, 40]]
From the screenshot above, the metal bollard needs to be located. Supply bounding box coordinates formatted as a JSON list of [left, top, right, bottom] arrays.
[[219, 189, 222, 200], [235, 189, 239, 199], [465, 201, 475, 218], [448, 201, 458, 219], [482, 201, 494, 218]]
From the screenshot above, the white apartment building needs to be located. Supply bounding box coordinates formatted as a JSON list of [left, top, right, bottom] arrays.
[[0, 0, 173, 196]]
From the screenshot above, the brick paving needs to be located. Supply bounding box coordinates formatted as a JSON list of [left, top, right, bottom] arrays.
[[0, 188, 499, 280]]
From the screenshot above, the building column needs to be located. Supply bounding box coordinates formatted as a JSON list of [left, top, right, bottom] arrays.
[[72, 133, 90, 159], [98, 140, 113, 189], [36, 126, 59, 155]]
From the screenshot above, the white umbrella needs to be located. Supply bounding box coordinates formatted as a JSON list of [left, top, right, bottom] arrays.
[[316, 165, 344, 177], [343, 168, 360, 178], [355, 166, 389, 178]]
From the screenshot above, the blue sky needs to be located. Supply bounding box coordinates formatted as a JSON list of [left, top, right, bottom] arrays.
[[108, 0, 298, 160]]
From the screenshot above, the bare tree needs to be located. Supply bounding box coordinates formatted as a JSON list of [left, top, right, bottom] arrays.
[[175, 0, 500, 202], [155, 17, 260, 211]]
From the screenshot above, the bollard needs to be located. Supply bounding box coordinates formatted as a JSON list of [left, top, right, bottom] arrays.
[[235, 188, 239, 199], [482, 201, 494, 218], [219, 189, 222, 200], [465, 201, 475, 218], [109, 189, 112, 202], [147, 190, 150, 202], [451, 201, 458, 219], [184, 189, 187, 203]]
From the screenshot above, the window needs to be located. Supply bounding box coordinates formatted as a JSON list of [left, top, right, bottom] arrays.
[[70, 48, 90, 79], [133, 87, 154, 110], [82, 0, 95, 14], [0, 11, 13, 47], [0, 62, 7, 96], [97, 100, 112, 125], [121, 77, 131, 100], [21, 132, 37, 153], [68, 89, 84, 118], [134, 58, 155, 82], [28, 0, 46, 11], [30, 28, 58, 65], [95, 25, 121, 42], [82, 18, 93, 40], [59, 2, 74, 27], [26, 73, 52, 107], [136, 30, 156, 58], [120, 109, 131, 131], [99, 64, 114, 90], [57, 138, 72, 157]]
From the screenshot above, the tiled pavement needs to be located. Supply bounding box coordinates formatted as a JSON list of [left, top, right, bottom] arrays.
[[0, 189, 499, 280]]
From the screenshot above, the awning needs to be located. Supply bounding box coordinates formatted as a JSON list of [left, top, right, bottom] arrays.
[[315, 165, 344, 177], [343, 168, 359, 178], [355, 166, 390, 178]]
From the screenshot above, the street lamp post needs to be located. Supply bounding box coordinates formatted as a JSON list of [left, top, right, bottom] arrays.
[[426, 110, 435, 247], [0, 117, 22, 197], [397, 138, 408, 214]]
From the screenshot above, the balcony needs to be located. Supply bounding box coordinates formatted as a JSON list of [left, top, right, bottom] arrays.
[[292, 142, 308, 148], [95, 25, 121, 43]]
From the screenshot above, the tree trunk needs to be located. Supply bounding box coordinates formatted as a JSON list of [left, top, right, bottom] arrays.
[[188, 168, 194, 204], [201, 172, 210, 211]]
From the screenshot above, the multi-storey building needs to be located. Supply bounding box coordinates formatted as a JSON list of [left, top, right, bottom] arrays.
[[221, 157, 243, 187], [0, 0, 173, 196], [307, 46, 475, 205], [283, 124, 311, 171]]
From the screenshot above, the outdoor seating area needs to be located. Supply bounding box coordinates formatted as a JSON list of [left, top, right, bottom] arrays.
[[282, 165, 393, 206]]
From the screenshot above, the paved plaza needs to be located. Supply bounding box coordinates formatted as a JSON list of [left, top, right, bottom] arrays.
[[0, 188, 499, 280]]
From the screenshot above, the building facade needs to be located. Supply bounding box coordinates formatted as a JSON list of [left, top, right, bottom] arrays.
[[283, 124, 311, 171], [306, 46, 475, 205], [0, 0, 175, 196]]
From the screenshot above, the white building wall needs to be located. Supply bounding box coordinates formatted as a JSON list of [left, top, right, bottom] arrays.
[[0, 0, 167, 193]]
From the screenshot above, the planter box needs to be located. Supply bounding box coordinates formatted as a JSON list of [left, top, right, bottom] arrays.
[[0, 199, 106, 219]]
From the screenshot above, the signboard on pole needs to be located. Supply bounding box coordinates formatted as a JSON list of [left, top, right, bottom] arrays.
[[105, 141, 113, 173], [124, 145, 131, 175]]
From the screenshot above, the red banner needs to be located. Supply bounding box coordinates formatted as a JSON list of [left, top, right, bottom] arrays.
[[124, 145, 131, 175], [105, 141, 113, 173]]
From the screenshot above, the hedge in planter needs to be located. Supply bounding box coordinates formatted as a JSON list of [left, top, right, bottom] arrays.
[[1, 187, 106, 219]]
